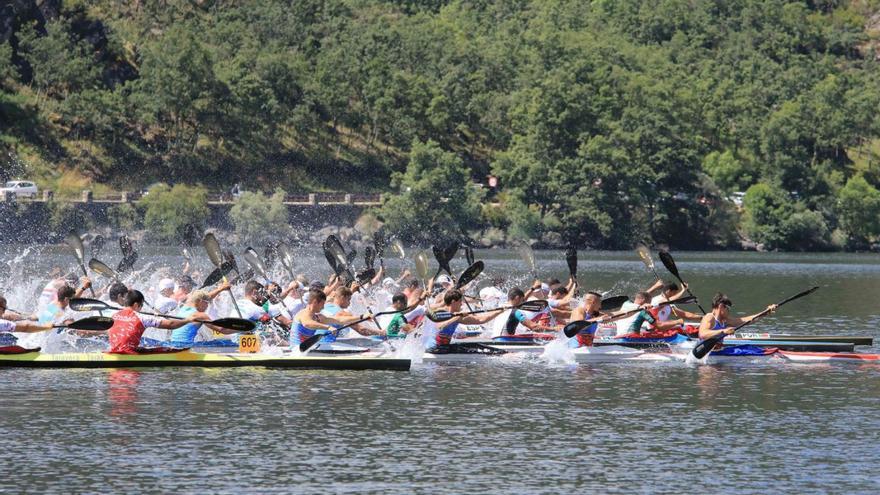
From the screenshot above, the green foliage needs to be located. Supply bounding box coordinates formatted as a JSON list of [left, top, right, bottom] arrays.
[[140, 184, 208, 242], [837, 176, 880, 242], [1, 0, 880, 250], [229, 189, 290, 242], [375, 139, 483, 242], [45, 200, 93, 234], [106, 203, 140, 231]]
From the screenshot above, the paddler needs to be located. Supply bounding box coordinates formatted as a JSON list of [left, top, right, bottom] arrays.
[[37, 284, 84, 325], [107, 290, 203, 354], [236, 280, 292, 326], [568, 291, 618, 347], [651, 282, 701, 334], [168, 288, 235, 345], [699, 294, 777, 345], [154, 278, 179, 313], [291, 289, 369, 346], [424, 289, 504, 349], [385, 293, 428, 338], [321, 286, 382, 337], [491, 288, 558, 337]]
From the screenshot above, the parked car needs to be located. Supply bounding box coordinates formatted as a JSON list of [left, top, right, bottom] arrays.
[[0, 180, 38, 198]]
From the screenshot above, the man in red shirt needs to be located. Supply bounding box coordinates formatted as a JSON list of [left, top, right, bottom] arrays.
[[108, 290, 203, 354]]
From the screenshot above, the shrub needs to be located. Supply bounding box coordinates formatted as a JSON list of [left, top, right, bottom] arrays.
[[140, 184, 208, 242]]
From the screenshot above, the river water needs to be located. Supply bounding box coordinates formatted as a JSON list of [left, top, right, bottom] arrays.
[[1, 248, 879, 494]]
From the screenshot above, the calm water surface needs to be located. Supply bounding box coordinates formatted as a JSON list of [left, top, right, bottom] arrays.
[[1, 248, 879, 493]]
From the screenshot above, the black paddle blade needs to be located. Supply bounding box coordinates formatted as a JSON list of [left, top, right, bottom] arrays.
[[264, 242, 279, 269], [90, 235, 105, 257], [200, 260, 235, 288], [464, 246, 475, 266], [565, 248, 578, 277], [182, 223, 201, 248], [455, 261, 484, 289], [364, 246, 376, 269], [692, 334, 724, 359], [203, 233, 224, 268], [278, 241, 296, 276], [70, 298, 113, 312], [373, 231, 387, 258], [208, 318, 256, 333], [299, 333, 322, 353], [600, 295, 629, 311], [518, 299, 548, 312], [356, 268, 376, 286], [323, 239, 340, 275], [658, 250, 680, 279], [88, 258, 117, 279], [563, 320, 594, 339], [64, 316, 114, 331], [426, 310, 455, 322], [346, 248, 357, 266], [243, 247, 269, 280]]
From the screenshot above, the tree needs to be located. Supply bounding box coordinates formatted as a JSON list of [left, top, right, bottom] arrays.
[[17, 21, 100, 98], [375, 139, 483, 242], [140, 184, 209, 242], [837, 176, 880, 243], [230, 189, 290, 242]]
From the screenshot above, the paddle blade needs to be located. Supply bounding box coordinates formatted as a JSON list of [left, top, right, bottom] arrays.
[[600, 295, 629, 311], [70, 298, 113, 312], [64, 316, 114, 331], [658, 250, 681, 279], [90, 235, 105, 257], [464, 246, 475, 266], [565, 248, 577, 277], [264, 242, 279, 269], [443, 240, 460, 264], [299, 333, 322, 353], [200, 261, 235, 288], [390, 238, 405, 259], [364, 246, 376, 269], [518, 299, 548, 312], [563, 320, 593, 339], [65, 232, 85, 263], [692, 334, 724, 359], [415, 251, 429, 282], [203, 233, 224, 267], [373, 231, 387, 258], [119, 235, 135, 260], [455, 261, 484, 289], [636, 243, 654, 270], [516, 244, 536, 274], [88, 258, 117, 279], [243, 247, 269, 280], [208, 318, 256, 333], [182, 223, 201, 247], [116, 252, 138, 273], [278, 241, 296, 276], [346, 248, 357, 266], [778, 286, 820, 307], [426, 310, 455, 322], [322, 238, 340, 275], [356, 268, 376, 286]]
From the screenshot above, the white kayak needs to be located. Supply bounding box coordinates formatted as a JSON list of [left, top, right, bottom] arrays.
[[419, 344, 666, 363], [664, 349, 880, 365]]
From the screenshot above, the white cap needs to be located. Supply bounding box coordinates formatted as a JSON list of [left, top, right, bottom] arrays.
[[382, 277, 396, 287], [159, 278, 175, 291], [436, 275, 453, 286], [540, 283, 550, 293]]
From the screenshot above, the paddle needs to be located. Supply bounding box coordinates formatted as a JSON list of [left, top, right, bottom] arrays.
[[454, 261, 483, 290], [88, 258, 118, 280], [658, 250, 706, 315], [636, 242, 661, 281], [324, 235, 355, 285], [346, 247, 357, 266], [203, 233, 242, 317], [464, 246, 475, 266], [264, 242, 279, 270], [181, 223, 201, 261], [390, 238, 406, 259], [117, 235, 138, 273], [200, 260, 235, 289], [426, 299, 548, 322], [57, 316, 114, 331], [277, 241, 297, 279], [563, 295, 698, 338], [565, 247, 578, 279], [600, 295, 630, 311], [415, 251, 429, 289], [517, 244, 537, 281], [297, 303, 420, 353], [64, 232, 97, 298], [364, 246, 376, 270], [90, 235, 105, 258], [373, 232, 387, 268], [691, 287, 819, 360], [432, 240, 458, 278], [68, 298, 256, 332], [243, 246, 295, 318]]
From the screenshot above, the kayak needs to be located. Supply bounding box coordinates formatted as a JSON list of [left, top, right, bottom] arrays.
[[419, 343, 664, 363], [670, 347, 880, 365], [735, 333, 873, 346], [0, 349, 410, 371]]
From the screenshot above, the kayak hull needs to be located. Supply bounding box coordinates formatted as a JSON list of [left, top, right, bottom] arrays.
[[0, 350, 410, 371]]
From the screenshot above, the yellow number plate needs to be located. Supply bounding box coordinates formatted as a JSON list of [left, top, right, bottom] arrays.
[[238, 334, 261, 353]]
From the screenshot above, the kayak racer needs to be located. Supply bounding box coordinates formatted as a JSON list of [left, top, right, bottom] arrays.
[[699, 293, 778, 351], [108, 290, 204, 354], [291, 289, 368, 346]]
